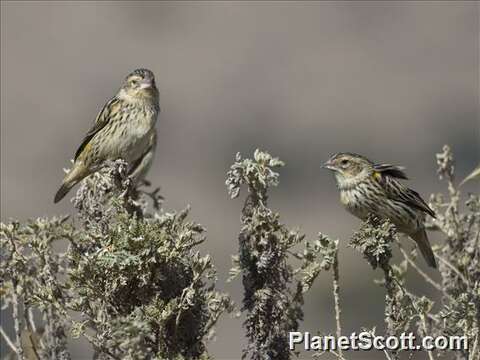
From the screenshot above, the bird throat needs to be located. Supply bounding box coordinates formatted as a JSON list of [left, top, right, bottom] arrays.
[[334, 170, 370, 191]]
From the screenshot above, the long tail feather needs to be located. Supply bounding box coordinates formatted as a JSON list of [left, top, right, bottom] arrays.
[[53, 163, 89, 203], [460, 165, 480, 186], [54, 182, 75, 203], [411, 229, 437, 268]]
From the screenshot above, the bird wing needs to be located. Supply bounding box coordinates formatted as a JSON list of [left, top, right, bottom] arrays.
[[74, 97, 121, 161], [381, 175, 436, 218], [128, 131, 157, 183], [373, 163, 408, 180]]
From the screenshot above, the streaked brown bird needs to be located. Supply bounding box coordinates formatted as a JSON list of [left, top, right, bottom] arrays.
[[54, 68, 160, 203], [323, 152, 437, 268]]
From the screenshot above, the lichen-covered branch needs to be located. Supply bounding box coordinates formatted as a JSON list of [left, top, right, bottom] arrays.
[[226, 150, 326, 359], [427, 146, 479, 360]]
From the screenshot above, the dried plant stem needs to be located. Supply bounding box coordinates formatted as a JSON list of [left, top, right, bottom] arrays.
[[82, 332, 121, 360], [436, 254, 470, 288], [396, 242, 442, 291], [0, 325, 17, 353], [329, 349, 344, 359], [11, 280, 25, 360], [381, 265, 400, 360], [382, 350, 394, 360], [469, 333, 479, 360], [332, 243, 344, 360], [419, 314, 435, 360], [47, 307, 57, 359], [471, 333, 480, 360], [26, 307, 46, 357], [24, 306, 41, 360], [5, 238, 25, 359], [27, 308, 37, 334]]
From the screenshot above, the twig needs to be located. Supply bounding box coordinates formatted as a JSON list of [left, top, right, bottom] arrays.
[[419, 314, 435, 360], [11, 279, 25, 360], [27, 308, 37, 334], [26, 307, 46, 356], [24, 306, 41, 360], [401, 288, 440, 324], [0, 325, 18, 354], [383, 349, 394, 360], [6, 237, 25, 358], [41, 308, 51, 358], [436, 254, 470, 288], [473, 229, 479, 257], [396, 242, 442, 291], [469, 333, 478, 360], [329, 349, 344, 359], [332, 242, 344, 360], [82, 332, 122, 360], [47, 306, 57, 359]]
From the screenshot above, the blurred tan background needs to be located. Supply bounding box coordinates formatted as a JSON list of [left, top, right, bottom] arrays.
[[1, 1, 478, 359]]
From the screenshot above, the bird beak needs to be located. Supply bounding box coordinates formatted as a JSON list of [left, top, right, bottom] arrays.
[[321, 160, 335, 170]]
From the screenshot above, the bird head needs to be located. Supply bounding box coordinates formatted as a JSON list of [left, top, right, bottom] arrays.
[[322, 152, 373, 188], [119, 68, 158, 102]]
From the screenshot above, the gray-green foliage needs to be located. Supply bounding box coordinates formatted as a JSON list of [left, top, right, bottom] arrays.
[[350, 215, 396, 271], [428, 146, 479, 359], [1, 160, 233, 360], [2, 147, 478, 360], [226, 150, 332, 360], [350, 215, 428, 350], [1, 216, 73, 360]]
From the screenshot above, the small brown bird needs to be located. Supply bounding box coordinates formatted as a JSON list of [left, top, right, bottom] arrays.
[[323, 153, 437, 268], [54, 68, 160, 203]]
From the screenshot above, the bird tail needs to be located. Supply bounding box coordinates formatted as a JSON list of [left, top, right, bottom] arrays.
[[411, 229, 437, 268], [460, 165, 480, 186], [54, 163, 89, 203]]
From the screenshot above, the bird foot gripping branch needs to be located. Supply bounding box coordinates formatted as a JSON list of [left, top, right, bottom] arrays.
[[72, 159, 163, 221]]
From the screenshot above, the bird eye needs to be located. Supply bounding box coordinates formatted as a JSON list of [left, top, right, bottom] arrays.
[[130, 79, 139, 86], [340, 159, 349, 167]]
